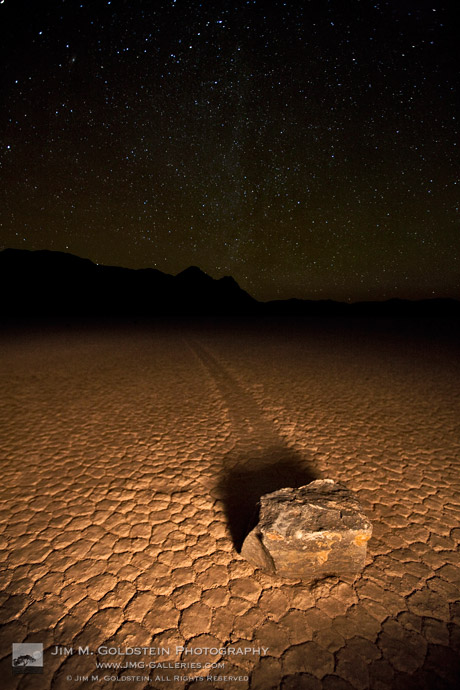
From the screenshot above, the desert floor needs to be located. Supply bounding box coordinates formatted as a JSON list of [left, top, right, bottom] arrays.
[[1, 317, 459, 690]]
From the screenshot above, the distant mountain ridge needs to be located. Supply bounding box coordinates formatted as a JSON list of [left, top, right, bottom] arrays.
[[0, 248, 458, 320], [0, 248, 257, 318]]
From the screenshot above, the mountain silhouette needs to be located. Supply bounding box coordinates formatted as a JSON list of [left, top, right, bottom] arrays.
[[0, 248, 257, 318], [0, 248, 458, 321]]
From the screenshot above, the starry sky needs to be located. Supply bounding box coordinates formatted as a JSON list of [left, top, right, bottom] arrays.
[[0, 0, 458, 301]]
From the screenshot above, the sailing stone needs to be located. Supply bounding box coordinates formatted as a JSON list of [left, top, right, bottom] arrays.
[[240, 479, 372, 579]]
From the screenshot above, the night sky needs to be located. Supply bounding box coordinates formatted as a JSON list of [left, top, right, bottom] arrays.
[[0, 0, 458, 302]]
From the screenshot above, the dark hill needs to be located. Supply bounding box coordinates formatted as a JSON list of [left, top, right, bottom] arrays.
[[261, 296, 460, 319], [0, 248, 458, 321], [0, 248, 257, 318]]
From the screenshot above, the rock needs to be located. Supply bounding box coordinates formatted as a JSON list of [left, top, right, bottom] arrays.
[[240, 479, 372, 579]]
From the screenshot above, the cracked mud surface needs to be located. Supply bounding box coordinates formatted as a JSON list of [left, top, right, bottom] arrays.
[[1, 318, 459, 689]]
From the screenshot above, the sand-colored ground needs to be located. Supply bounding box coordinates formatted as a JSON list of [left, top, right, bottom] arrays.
[[0, 319, 459, 690]]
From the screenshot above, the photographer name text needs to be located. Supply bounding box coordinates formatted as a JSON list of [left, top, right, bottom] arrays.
[[51, 645, 269, 657]]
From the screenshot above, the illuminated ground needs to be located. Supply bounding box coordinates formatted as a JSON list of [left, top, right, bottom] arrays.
[[1, 318, 459, 690]]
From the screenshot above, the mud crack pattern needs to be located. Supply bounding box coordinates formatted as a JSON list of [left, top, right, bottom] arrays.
[[0, 321, 459, 690]]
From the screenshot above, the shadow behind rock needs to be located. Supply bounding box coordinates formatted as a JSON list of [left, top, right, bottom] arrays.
[[216, 445, 319, 552]]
